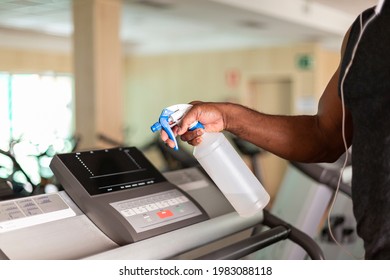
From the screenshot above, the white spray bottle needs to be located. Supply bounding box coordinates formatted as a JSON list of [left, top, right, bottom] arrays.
[[151, 104, 270, 217]]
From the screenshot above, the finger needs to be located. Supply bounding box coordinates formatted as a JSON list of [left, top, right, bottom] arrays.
[[165, 138, 176, 149], [161, 126, 179, 142], [180, 129, 204, 142], [160, 130, 169, 142], [178, 113, 201, 135], [188, 136, 203, 146], [189, 100, 202, 105], [172, 126, 179, 134], [177, 102, 204, 135]]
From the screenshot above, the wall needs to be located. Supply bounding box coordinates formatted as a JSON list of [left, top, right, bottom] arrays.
[[0, 43, 338, 148], [314, 47, 340, 99], [124, 43, 339, 147], [0, 47, 72, 73]]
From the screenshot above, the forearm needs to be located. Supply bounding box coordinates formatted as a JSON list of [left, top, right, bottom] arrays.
[[222, 103, 346, 163]]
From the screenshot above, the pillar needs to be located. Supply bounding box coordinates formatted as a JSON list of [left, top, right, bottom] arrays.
[[73, 0, 123, 149]]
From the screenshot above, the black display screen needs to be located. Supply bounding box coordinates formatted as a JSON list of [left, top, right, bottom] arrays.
[[58, 147, 166, 196]]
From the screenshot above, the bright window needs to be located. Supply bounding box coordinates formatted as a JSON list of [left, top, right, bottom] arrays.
[[0, 73, 74, 186], [0, 73, 10, 151]]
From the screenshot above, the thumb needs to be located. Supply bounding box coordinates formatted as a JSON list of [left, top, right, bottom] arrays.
[[177, 107, 200, 135]]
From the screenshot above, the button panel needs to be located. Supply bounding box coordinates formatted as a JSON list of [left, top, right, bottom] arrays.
[[110, 189, 202, 233], [0, 193, 76, 233]]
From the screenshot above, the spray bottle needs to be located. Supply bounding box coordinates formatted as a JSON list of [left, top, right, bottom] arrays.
[[151, 104, 270, 217]]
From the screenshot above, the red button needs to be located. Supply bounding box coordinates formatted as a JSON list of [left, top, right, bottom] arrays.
[[157, 210, 173, 219]]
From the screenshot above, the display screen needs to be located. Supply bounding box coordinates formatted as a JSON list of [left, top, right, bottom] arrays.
[[58, 147, 166, 196]]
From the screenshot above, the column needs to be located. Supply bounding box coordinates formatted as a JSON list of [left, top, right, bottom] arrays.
[[73, 0, 123, 149]]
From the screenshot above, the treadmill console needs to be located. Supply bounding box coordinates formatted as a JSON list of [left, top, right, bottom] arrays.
[[50, 147, 208, 245]]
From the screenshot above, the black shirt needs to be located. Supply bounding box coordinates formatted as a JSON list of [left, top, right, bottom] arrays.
[[340, 2, 390, 259]]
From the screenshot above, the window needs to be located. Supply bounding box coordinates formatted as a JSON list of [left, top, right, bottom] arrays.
[[0, 73, 74, 186], [0, 73, 10, 151]]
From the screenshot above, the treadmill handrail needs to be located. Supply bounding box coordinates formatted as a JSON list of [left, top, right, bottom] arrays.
[[196, 210, 325, 260], [262, 210, 325, 260]]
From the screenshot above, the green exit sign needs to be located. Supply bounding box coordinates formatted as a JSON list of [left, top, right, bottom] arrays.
[[297, 54, 314, 70]]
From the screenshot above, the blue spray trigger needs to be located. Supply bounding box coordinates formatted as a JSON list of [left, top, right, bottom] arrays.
[[151, 104, 204, 150], [150, 111, 179, 150], [160, 117, 179, 151]]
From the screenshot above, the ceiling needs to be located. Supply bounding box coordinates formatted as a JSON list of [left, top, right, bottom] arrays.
[[0, 0, 378, 54]]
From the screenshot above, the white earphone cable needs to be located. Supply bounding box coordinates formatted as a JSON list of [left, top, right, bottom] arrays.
[[327, 10, 378, 259]]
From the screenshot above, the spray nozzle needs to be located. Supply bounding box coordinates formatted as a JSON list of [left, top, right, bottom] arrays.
[[150, 104, 204, 150]]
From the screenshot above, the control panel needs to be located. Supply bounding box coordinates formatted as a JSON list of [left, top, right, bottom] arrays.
[[50, 147, 208, 245]]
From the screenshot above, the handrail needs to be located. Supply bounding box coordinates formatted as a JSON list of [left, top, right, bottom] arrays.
[[196, 209, 325, 260], [262, 210, 325, 260]]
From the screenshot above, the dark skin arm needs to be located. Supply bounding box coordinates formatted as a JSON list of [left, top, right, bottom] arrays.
[[162, 29, 353, 163]]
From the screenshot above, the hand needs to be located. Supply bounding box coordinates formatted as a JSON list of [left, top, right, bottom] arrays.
[[161, 101, 227, 148]]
